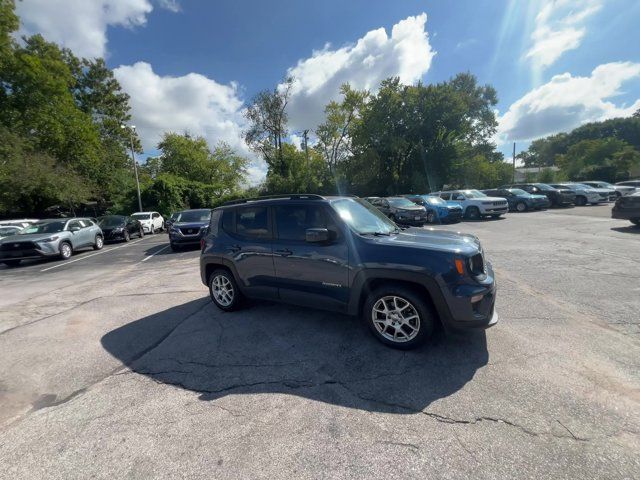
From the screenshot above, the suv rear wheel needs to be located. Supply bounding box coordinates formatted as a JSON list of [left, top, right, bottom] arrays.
[[209, 269, 242, 311], [364, 286, 435, 349]]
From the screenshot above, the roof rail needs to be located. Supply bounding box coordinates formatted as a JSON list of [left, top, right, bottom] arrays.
[[222, 194, 325, 206]]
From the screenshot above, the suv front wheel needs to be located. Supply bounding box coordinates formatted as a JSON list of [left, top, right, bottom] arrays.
[[364, 286, 435, 349], [209, 269, 242, 311]]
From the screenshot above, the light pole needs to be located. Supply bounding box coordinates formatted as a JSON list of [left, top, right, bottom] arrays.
[[121, 124, 143, 212]]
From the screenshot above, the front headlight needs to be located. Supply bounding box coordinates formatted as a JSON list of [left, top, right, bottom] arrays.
[[40, 236, 59, 242], [481, 201, 493, 205]]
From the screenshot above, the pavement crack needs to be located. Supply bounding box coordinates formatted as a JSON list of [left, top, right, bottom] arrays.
[[376, 440, 419, 451]]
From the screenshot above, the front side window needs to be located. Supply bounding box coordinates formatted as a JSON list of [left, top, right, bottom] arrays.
[[235, 206, 270, 239], [67, 220, 82, 231], [275, 205, 330, 241]]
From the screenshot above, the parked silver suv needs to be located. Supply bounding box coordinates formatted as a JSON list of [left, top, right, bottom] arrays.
[[0, 218, 103, 267]]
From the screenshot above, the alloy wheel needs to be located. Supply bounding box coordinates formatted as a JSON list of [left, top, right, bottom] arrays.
[[212, 274, 234, 307], [371, 295, 421, 343], [60, 243, 72, 259], [516, 202, 526, 212]]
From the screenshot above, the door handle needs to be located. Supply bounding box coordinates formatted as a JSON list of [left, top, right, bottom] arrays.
[[275, 248, 292, 257], [229, 244, 241, 253]]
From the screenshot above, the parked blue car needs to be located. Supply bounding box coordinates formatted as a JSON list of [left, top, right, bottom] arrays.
[[405, 195, 463, 223], [482, 188, 550, 212]]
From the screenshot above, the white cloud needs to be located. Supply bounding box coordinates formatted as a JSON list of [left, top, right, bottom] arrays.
[[526, 0, 602, 69], [498, 62, 640, 142], [157, 0, 181, 13], [283, 13, 435, 131], [15, 0, 173, 59]]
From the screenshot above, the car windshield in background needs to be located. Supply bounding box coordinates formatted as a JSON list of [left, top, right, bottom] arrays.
[[462, 190, 487, 198], [330, 198, 397, 235], [426, 196, 446, 205], [388, 198, 416, 207], [98, 216, 125, 227], [20, 221, 66, 234], [131, 214, 151, 220], [536, 184, 555, 191], [509, 189, 528, 195], [176, 210, 211, 223], [0, 227, 20, 235], [569, 184, 591, 189]]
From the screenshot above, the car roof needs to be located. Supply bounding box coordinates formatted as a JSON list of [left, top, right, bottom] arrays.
[[219, 194, 357, 208]]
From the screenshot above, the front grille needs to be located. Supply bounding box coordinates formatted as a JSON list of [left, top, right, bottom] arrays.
[[493, 201, 507, 206], [598, 192, 608, 199], [0, 241, 37, 251], [179, 227, 200, 235]]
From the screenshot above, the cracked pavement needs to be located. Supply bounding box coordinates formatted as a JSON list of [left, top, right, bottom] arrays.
[[0, 206, 639, 479]]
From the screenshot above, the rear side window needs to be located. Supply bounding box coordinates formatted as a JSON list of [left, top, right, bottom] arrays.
[[209, 210, 222, 236], [221, 209, 234, 233], [235, 206, 270, 239]]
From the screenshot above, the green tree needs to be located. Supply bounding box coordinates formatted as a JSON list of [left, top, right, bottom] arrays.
[[264, 143, 330, 194]]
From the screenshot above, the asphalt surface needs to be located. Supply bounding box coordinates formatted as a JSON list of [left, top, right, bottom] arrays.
[[0, 205, 639, 479]]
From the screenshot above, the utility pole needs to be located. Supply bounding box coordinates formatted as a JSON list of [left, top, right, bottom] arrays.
[[302, 129, 310, 192], [512, 142, 516, 183], [122, 124, 143, 212]]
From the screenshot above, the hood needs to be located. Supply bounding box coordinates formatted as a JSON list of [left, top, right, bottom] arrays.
[[530, 194, 548, 200], [367, 228, 481, 255], [391, 205, 425, 212], [173, 221, 209, 228], [478, 196, 507, 203], [587, 187, 612, 194], [0, 233, 60, 243]]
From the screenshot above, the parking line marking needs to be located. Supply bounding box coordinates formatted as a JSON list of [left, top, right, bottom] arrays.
[[40, 238, 148, 272], [141, 244, 171, 262]]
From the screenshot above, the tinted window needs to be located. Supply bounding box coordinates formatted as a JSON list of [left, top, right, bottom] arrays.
[[67, 220, 82, 230], [235, 206, 270, 239], [152, 213, 159, 218], [79, 219, 94, 227], [209, 210, 222, 236], [275, 205, 329, 241], [132, 213, 151, 220], [439, 193, 451, 200]]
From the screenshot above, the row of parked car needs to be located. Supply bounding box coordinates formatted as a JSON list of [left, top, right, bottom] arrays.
[[364, 180, 640, 225], [0, 207, 219, 267]]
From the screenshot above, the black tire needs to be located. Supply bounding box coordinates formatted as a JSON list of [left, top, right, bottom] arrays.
[[93, 234, 104, 250], [465, 206, 481, 220], [139, 227, 144, 238], [59, 241, 73, 260], [575, 195, 587, 206], [209, 268, 243, 311], [3, 259, 21, 267], [515, 201, 527, 212], [170, 242, 179, 251], [123, 230, 131, 242], [150, 225, 155, 235], [426, 211, 436, 224], [363, 285, 435, 350], [491, 214, 501, 219]]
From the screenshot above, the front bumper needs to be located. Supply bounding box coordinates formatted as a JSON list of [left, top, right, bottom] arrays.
[[0, 244, 59, 261], [395, 215, 427, 225], [169, 231, 205, 245], [442, 210, 463, 223], [612, 207, 640, 220], [480, 206, 508, 215]]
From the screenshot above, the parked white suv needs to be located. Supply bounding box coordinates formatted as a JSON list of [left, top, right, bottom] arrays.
[[432, 190, 509, 220], [131, 211, 165, 234]]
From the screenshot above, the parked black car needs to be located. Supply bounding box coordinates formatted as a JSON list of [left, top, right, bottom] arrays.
[[97, 215, 144, 242], [200, 195, 497, 349], [169, 209, 212, 250], [502, 183, 575, 207], [482, 188, 550, 212], [368, 196, 428, 226], [612, 192, 640, 226]]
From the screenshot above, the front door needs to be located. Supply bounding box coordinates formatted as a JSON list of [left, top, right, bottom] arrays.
[[272, 204, 349, 312], [66, 220, 85, 248]]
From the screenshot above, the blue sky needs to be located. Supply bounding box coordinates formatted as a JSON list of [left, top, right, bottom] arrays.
[[16, 0, 640, 180]]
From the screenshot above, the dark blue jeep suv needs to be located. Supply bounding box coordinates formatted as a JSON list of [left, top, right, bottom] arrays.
[[200, 195, 498, 349]]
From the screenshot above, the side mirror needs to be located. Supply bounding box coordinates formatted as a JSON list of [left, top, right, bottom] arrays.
[[70, 226, 80, 232], [306, 228, 329, 243]]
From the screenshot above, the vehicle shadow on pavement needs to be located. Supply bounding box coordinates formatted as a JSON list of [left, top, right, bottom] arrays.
[[101, 299, 488, 413], [610, 225, 640, 234]]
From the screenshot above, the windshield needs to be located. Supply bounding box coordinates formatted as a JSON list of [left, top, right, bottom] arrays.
[[20, 221, 66, 234], [508, 189, 528, 195], [0, 227, 20, 236], [131, 213, 151, 220], [462, 190, 487, 198], [425, 196, 446, 206], [175, 210, 211, 223], [330, 198, 397, 235], [98, 216, 125, 227], [388, 198, 416, 208], [569, 183, 591, 189]]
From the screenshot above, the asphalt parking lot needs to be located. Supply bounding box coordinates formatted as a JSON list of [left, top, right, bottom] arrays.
[[1, 205, 639, 479]]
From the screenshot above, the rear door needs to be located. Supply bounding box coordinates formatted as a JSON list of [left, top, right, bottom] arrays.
[[223, 205, 276, 299], [272, 204, 349, 311]]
